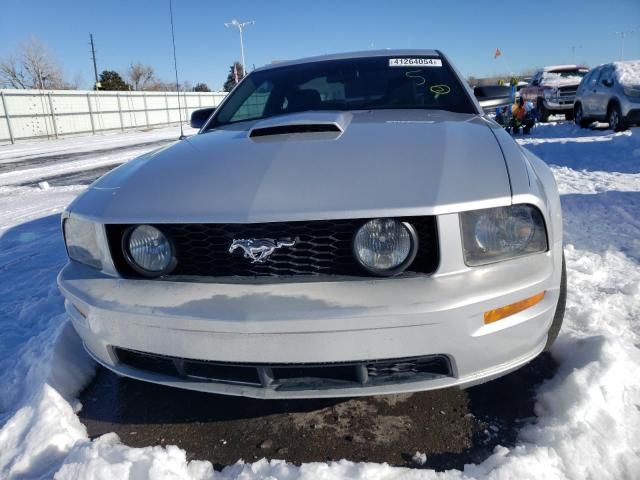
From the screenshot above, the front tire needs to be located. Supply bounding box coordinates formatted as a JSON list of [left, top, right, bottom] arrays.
[[537, 99, 550, 122], [574, 103, 591, 128], [607, 103, 627, 132], [544, 253, 566, 351]]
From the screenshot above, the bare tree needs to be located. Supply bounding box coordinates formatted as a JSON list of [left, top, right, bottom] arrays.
[[144, 80, 192, 92], [0, 38, 68, 89], [0, 56, 28, 88], [144, 80, 174, 91], [127, 63, 156, 90]]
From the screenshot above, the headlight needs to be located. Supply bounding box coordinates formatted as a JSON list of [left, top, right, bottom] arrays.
[[543, 88, 558, 99], [123, 225, 176, 276], [623, 86, 640, 97], [460, 205, 547, 266], [353, 218, 417, 276], [63, 217, 103, 269]]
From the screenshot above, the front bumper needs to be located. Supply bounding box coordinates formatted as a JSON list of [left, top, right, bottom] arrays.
[[543, 98, 575, 111], [59, 237, 562, 398]]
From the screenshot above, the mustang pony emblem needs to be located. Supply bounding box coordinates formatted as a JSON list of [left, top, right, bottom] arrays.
[[228, 238, 297, 263]]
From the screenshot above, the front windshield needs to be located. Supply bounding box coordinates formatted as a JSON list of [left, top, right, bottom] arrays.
[[209, 56, 475, 128]]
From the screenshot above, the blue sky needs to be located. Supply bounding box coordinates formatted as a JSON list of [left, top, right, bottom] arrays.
[[2, 0, 639, 90]]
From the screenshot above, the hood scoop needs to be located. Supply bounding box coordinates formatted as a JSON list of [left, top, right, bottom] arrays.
[[250, 123, 341, 137], [249, 111, 352, 139]]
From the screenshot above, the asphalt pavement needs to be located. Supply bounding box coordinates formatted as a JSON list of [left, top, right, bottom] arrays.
[[79, 354, 556, 471]]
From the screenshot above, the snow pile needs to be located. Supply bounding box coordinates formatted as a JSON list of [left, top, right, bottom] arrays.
[[1, 125, 640, 479], [614, 60, 640, 87], [55, 433, 215, 480], [411, 452, 427, 466]]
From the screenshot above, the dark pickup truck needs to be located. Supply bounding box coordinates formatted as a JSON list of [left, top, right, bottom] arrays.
[[519, 65, 589, 122]]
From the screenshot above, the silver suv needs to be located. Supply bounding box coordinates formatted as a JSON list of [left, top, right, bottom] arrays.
[[574, 61, 640, 131]]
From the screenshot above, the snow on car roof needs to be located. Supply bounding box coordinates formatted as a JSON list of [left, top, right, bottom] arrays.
[[542, 64, 588, 72], [257, 49, 441, 71], [614, 60, 640, 86]]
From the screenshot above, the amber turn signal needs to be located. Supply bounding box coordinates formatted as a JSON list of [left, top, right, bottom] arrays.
[[484, 292, 545, 324]]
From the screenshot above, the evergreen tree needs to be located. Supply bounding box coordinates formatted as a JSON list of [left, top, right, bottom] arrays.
[[193, 82, 211, 92], [223, 62, 244, 92], [98, 70, 129, 91]]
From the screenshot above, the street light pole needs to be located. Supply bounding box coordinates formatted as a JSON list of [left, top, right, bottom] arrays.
[[224, 19, 255, 77], [571, 45, 582, 63], [614, 31, 635, 61]]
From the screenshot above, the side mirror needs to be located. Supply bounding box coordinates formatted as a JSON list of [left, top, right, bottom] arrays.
[[602, 79, 613, 88], [474, 85, 513, 112], [190, 107, 216, 129]]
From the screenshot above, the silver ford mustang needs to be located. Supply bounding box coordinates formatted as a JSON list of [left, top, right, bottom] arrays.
[[58, 50, 565, 399]]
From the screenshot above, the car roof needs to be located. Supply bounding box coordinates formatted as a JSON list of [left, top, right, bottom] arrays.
[[255, 49, 441, 72]]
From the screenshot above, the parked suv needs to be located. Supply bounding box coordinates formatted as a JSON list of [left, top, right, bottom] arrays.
[[574, 60, 640, 131], [520, 65, 588, 122]]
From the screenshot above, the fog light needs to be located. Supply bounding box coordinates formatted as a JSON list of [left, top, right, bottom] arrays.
[[484, 292, 545, 324], [353, 218, 417, 276], [124, 225, 176, 277]]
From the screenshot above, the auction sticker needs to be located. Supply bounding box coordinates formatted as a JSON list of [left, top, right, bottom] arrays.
[[389, 58, 442, 67]]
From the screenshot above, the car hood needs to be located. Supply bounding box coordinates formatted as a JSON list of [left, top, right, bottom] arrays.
[[70, 110, 513, 223]]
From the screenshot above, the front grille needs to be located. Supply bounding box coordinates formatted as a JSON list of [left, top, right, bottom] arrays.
[[106, 217, 439, 278], [557, 86, 577, 104], [557, 86, 577, 94], [114, 347, 452, 391]]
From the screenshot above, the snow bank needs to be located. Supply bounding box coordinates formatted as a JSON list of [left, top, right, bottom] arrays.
[[1, 124, 640, 479], [0, 126, 196, 165], [615, 60, 640, 87], [0, 125, 197, 187]]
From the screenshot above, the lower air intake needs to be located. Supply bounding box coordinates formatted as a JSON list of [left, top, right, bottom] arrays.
[[114, 348, 452, 391]]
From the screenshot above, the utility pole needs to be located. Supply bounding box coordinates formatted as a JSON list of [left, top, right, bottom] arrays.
[[224, 19, 255, 78], [614, 31, 635, 61], [89, 34, 99, 89], [571, 45, 582, 63], [169, 0, 185, 140]]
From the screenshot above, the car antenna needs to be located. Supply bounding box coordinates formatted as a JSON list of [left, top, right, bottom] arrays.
[[169, 0, 186, 140]]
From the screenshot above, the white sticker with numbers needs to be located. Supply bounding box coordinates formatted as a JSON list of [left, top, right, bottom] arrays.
[[388, 58, 442, 67]]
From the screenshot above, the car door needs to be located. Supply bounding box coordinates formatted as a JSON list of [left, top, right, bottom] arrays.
[[581, 67, 599, 116], [593, 65, 615, 118]]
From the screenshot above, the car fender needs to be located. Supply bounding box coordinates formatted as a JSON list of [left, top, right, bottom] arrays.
[[488, 123, 563, 281]]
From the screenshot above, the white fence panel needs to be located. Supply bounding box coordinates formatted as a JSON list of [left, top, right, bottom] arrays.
[[0, 89, 227, 144]]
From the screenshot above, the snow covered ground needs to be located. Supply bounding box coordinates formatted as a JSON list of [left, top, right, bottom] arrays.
[[0, 126, 196, 187], [0, 123, 639, 479]]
